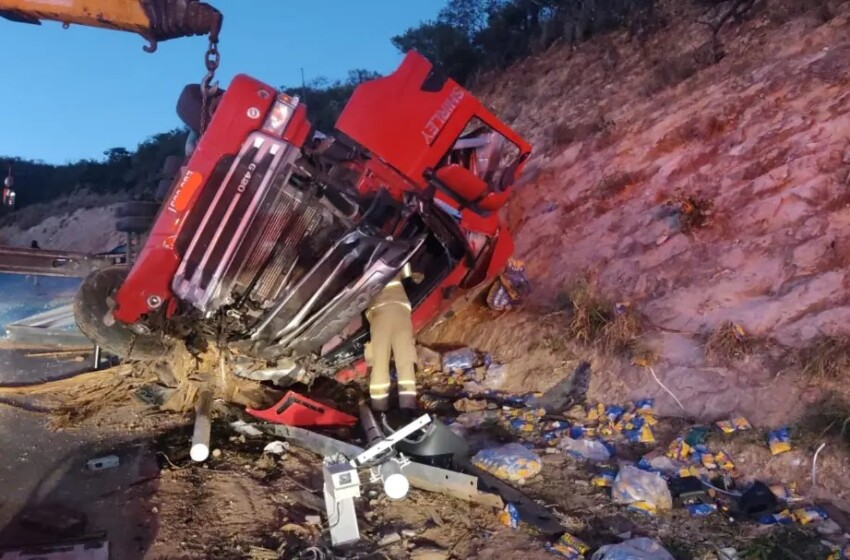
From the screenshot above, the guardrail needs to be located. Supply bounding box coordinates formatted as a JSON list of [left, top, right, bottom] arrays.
[[0, 245, 125, 278]]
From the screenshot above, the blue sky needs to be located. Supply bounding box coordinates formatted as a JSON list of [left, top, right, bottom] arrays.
[[0, 1, 444, 163]]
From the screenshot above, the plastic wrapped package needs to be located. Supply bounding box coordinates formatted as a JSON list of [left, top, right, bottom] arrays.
[[611, 466, 673, 512], [471, 443, 542, 483], [486, 258, 532, 311], [591, 538, 675, 560], [547, 533, 590, 559], [442, 347, 477, 372], [498, 503, 520, 528], [559, 437, 612, 462], [768, 427, 791, 455]]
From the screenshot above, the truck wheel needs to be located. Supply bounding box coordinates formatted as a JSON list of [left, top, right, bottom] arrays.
[[73, 266, 169, 360], [115, 201, 159, 218], [116, 216, 153, 233]]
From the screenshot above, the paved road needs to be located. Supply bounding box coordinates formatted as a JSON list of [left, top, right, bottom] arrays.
[[0, 348, 91, 385], [0, 407, 159, 558], [0, 273, 89, 385], [0, 275, 157, 556]]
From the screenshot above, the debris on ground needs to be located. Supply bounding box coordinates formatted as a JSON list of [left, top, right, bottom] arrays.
[[86, 454, 119, 471], [454, 397, 489, 412], [611, 465, 673, 513], [559, 436, 611, 462], [547, 532, 590, 558], [377, 532, 402, 547], [263, 441, 289, 455], [231, 419, 264, 437], [486, 258, 532, 311], [716, 416, 752, 433], [498, 502, 520, 528], [590, 537, 675, 560], [471, 442, 542, 483], [767, 427, 791, 455], [442, 347, 478, 372], [10, 334, 847, 559], [715, 548, 740, 560]]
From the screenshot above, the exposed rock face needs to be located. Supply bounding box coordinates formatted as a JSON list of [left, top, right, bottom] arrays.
[[424, 6, 850, 426], [0, 204, 124, 254]]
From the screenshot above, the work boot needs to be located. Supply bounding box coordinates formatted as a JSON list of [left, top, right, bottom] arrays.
[[398, 392, 418, 410], [381, 407, 416, 433], [370, 395, 389, 413]]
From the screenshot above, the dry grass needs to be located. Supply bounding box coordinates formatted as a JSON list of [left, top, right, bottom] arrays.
[[630, 339, 660, 367], [550, 114, 613, 147], [659, 191, 714, 234], [795, 392, 850, 451], [796, 335, 850, 380], [645, 41, 718, 96], [566, 277, 643, 356], [703, 321, 751, 364]]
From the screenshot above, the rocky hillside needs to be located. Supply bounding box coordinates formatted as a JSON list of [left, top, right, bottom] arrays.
[[0, 202, 123, 254], [425, 1, 850, 427], [416, 1, 850, 513]]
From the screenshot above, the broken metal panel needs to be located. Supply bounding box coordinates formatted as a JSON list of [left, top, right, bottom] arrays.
[[259, 423, 504, 509], [261, 424, 364, 459], [3, 303, 90, 347], [8, 303, 76, 329], [403, 461, 504, 509], [458, 458, 565, 535]]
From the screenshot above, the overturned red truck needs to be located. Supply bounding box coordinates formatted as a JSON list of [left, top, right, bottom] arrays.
[[74, 50, 532, 381]]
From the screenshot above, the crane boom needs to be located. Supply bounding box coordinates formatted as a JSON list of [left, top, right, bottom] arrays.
[[0, 0, 222, 51]]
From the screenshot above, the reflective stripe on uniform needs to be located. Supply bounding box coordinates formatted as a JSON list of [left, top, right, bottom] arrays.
[[398, 390, 418, 396], [369, 381, 391, 390], [398, 380, 416, 387], [369, 382, 391, 398]]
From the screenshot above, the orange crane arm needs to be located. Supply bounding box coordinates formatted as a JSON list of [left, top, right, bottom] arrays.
[[0, 0, 222, 51]]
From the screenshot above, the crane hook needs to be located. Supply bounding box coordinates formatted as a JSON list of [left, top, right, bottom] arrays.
[[142, 35, 159, 53]]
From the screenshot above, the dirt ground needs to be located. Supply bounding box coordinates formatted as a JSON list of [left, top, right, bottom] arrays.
[[0, 357, 846, 560]]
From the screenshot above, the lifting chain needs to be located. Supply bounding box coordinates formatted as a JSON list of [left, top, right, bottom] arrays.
[[199, 36, 221, 134]]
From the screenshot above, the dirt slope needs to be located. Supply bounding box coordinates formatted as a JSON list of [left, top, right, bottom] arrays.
[[0, 204, 123, 253], [425, 3, 850, 427]]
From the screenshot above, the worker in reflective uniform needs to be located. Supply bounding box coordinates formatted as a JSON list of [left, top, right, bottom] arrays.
[[365, 263, 418, 412]]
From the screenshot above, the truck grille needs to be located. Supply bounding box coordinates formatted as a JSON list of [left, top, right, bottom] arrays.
[[172, 132, 317, 315]]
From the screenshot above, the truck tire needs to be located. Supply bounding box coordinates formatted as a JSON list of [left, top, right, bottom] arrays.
[[116, 216, 153, 233], [73, 266, 170, 360], [114, 201, 159, 218]]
